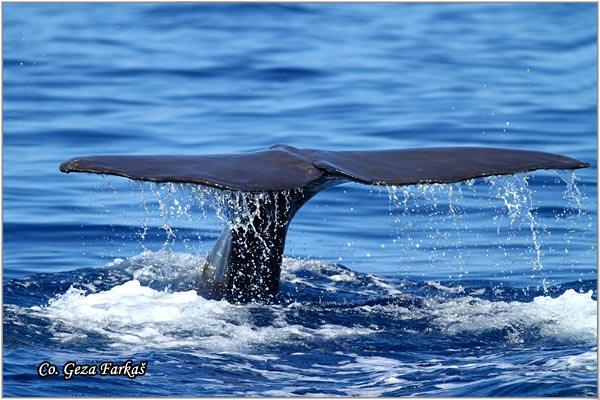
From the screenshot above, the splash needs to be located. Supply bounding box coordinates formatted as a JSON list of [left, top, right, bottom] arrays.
[[89, 170, 590, 295], [485, 174, 547, 296], [133, 182, 303, 253], [29, 272, 376, 352], [386, 181, 472, 276], [28, 253, 597, 352], [424, 288, 597, 344], [385, 173, 590, 292]]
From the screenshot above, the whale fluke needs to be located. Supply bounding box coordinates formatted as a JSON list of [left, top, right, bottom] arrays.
[[60, 146, 323, 191], [60, 144, 588, 190], [60, 145, 588, 302]]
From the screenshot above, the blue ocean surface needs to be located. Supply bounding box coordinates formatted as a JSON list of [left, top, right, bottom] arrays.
[[3, 3, 597, 397]]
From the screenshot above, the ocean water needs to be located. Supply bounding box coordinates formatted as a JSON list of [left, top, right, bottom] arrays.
[[3, 3, 597, 397]]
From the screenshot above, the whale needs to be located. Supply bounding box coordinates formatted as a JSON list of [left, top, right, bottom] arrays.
[[60, 144, 588, 302]]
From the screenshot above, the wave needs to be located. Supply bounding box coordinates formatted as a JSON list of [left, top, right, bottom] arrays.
[[7, 250, 594, 354]]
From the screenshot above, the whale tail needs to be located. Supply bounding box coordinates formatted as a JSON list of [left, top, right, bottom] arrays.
[[60, 145, 588, 302]]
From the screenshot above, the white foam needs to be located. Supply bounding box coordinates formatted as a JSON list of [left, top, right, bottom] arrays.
[[32, 278, 374, 351], [28, 251, 597, 352], [355, 286, 597, 344], [108, 250, 204, 284], [282, 257, 402, 296], [426, 280, 465, 293], [425, 288, 597, 342], [542, 348, 598, 372]]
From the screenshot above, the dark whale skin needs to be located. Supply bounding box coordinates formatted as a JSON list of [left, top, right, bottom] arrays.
[[60, 144, 588, 191], [60, 145, 588, 302]]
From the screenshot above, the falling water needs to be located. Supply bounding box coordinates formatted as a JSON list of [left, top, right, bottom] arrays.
[[385, 172, 591, 293], [88, 170, 589, 295]]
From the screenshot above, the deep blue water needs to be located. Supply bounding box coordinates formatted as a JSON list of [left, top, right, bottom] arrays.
[[3, 3, 598, 397]]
